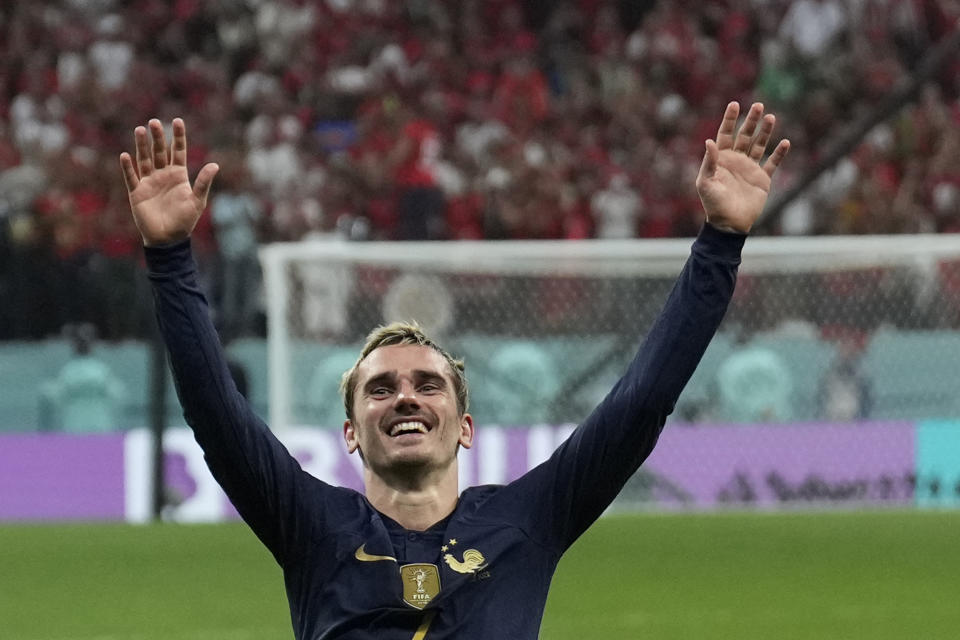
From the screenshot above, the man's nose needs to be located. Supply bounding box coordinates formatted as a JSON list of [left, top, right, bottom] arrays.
[[394, 382, 420, 408]]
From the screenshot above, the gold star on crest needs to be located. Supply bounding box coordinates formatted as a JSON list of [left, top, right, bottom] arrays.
[[441, 545, 448, 552], [448, 539, 458, 546]]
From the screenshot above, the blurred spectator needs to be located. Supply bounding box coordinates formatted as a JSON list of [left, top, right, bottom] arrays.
[[387, 99, 447, 239], [245, 114, 304, 200], [10, 61, 69, 159], [39, 323, 126, 432], [818, 337, 872, 421], [210, 155, 264, 340], [94, 180, 148, 340], [778, 0, 847, 60], [591, 171, 642, 238], [2, 0, 960, 340], [88, 13, 134, 91], [755, 40, 803, 108]]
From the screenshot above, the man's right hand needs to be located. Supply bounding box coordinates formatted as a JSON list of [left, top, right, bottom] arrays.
[[119, 118, 219, 247]]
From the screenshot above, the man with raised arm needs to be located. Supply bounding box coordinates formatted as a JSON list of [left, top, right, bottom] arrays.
[[119, 101, 789, 639]]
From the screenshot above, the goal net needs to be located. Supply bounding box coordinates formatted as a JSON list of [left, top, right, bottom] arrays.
[[258, 233, 960, 509]]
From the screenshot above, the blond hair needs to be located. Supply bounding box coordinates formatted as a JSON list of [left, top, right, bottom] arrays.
[[339, 322, 468, 421]]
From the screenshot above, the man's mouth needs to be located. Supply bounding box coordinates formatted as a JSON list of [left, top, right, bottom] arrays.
[[389, 420, 430, 437]]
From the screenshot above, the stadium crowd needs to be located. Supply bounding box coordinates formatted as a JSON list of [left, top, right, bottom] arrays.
[[1, 0, 960, 341]]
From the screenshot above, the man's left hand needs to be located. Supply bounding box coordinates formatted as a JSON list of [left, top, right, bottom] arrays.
[[696, 102, 790, 234]]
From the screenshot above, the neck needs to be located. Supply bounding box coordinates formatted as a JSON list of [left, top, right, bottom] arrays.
[[364, 460, 460, 531]]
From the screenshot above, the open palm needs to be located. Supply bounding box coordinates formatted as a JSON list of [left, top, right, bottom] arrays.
[[119, 118, 219, 247], [696, 102, 790, 234]]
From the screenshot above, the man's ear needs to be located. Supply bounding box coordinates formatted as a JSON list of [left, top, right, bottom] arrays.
[[458, 413, 474, 450], [343, 419, 359, 454]]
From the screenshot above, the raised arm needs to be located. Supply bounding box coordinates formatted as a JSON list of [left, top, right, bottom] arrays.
[[119, 119, 313, 562], [504, 102, 790, 551]]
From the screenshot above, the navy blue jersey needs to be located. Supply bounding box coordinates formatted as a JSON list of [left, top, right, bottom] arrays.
[[145, 224, 743, 639]]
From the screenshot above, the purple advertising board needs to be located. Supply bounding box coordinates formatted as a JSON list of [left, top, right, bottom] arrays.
[[644, 422, 915, 508], [0, 433, 126, 520], [0, 422, 925, 522]]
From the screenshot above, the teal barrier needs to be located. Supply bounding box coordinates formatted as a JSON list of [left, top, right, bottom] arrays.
[[916, 420, 960, 508], [2, 332, 960, 431]]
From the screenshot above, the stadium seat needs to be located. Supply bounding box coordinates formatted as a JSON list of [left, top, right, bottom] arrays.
[[0, 339, 189, 432], [87, 341, 185, 430], [673, 333, 734, 422], [750, 334, 837, 421], [225, 337, 270, 419], [0, 340, 72, 431], [302, 345, 363, 429], [861, 329, 960, 420], [715, 343, 795, 423], [39, 353, 127, 433], [463, 340, 559, 426]]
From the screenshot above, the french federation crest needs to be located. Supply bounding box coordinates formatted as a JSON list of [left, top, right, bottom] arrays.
[[400, 563, 441, 610]]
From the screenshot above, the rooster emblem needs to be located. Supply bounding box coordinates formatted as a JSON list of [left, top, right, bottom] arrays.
[[443, 548, 487, 574]]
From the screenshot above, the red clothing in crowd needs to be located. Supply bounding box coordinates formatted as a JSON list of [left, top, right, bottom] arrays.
[[491, 65, 550, 134], [394, 119, 442, 188]]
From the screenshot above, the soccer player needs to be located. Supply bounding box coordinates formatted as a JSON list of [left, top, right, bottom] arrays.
[[119, 101, 789, 639]]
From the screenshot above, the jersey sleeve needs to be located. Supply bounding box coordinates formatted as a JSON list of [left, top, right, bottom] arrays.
[[500, 224, 744, 552], [145, 239, 320, 565]]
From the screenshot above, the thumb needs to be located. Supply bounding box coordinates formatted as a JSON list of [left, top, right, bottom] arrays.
[[193, 163, 220, 205], [698, 139, 719, 181]]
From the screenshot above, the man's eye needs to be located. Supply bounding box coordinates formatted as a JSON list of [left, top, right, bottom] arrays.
[[420, 383, 440, 392], [370, 387, 392, 396]]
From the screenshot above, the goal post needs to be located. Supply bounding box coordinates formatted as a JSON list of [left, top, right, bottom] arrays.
[[259, 233, 960, 433]]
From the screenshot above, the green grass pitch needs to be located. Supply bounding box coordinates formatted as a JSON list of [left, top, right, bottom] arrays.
[[2, 510, 958, 639]]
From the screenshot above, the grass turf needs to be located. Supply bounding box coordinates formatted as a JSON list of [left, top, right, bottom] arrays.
[[2, 510, 957, 639]]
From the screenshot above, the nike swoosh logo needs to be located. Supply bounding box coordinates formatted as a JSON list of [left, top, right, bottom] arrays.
[[355, 543, 397, 563]]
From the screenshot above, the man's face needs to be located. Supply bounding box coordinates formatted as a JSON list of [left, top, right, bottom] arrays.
[[343, 344, 473, 477]]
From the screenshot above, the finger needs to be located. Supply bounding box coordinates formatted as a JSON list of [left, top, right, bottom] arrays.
[[119, 152, 140, 193], [149, 119, 168, 169], [749, 114, 776, 161], [135, 125, 153, 177], [192, 162, 220, 205], [171, 118, 187, 166], [733, 103, 764, 153], [715, 102, 740, 150], [762, 139, 791, 178], [699, 139, 719, 179]]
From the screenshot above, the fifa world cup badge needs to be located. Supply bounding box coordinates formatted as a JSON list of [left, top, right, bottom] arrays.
[[400, 564, 441, 609]]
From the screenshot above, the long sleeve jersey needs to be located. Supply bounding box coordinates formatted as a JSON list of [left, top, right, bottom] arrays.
[[145, 223, 744, 639]]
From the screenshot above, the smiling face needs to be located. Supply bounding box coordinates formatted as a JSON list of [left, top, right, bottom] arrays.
[[343, 344, 473, 480]]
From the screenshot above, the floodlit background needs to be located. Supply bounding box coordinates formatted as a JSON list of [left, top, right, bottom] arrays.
[[2, 1, 960, 638]]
